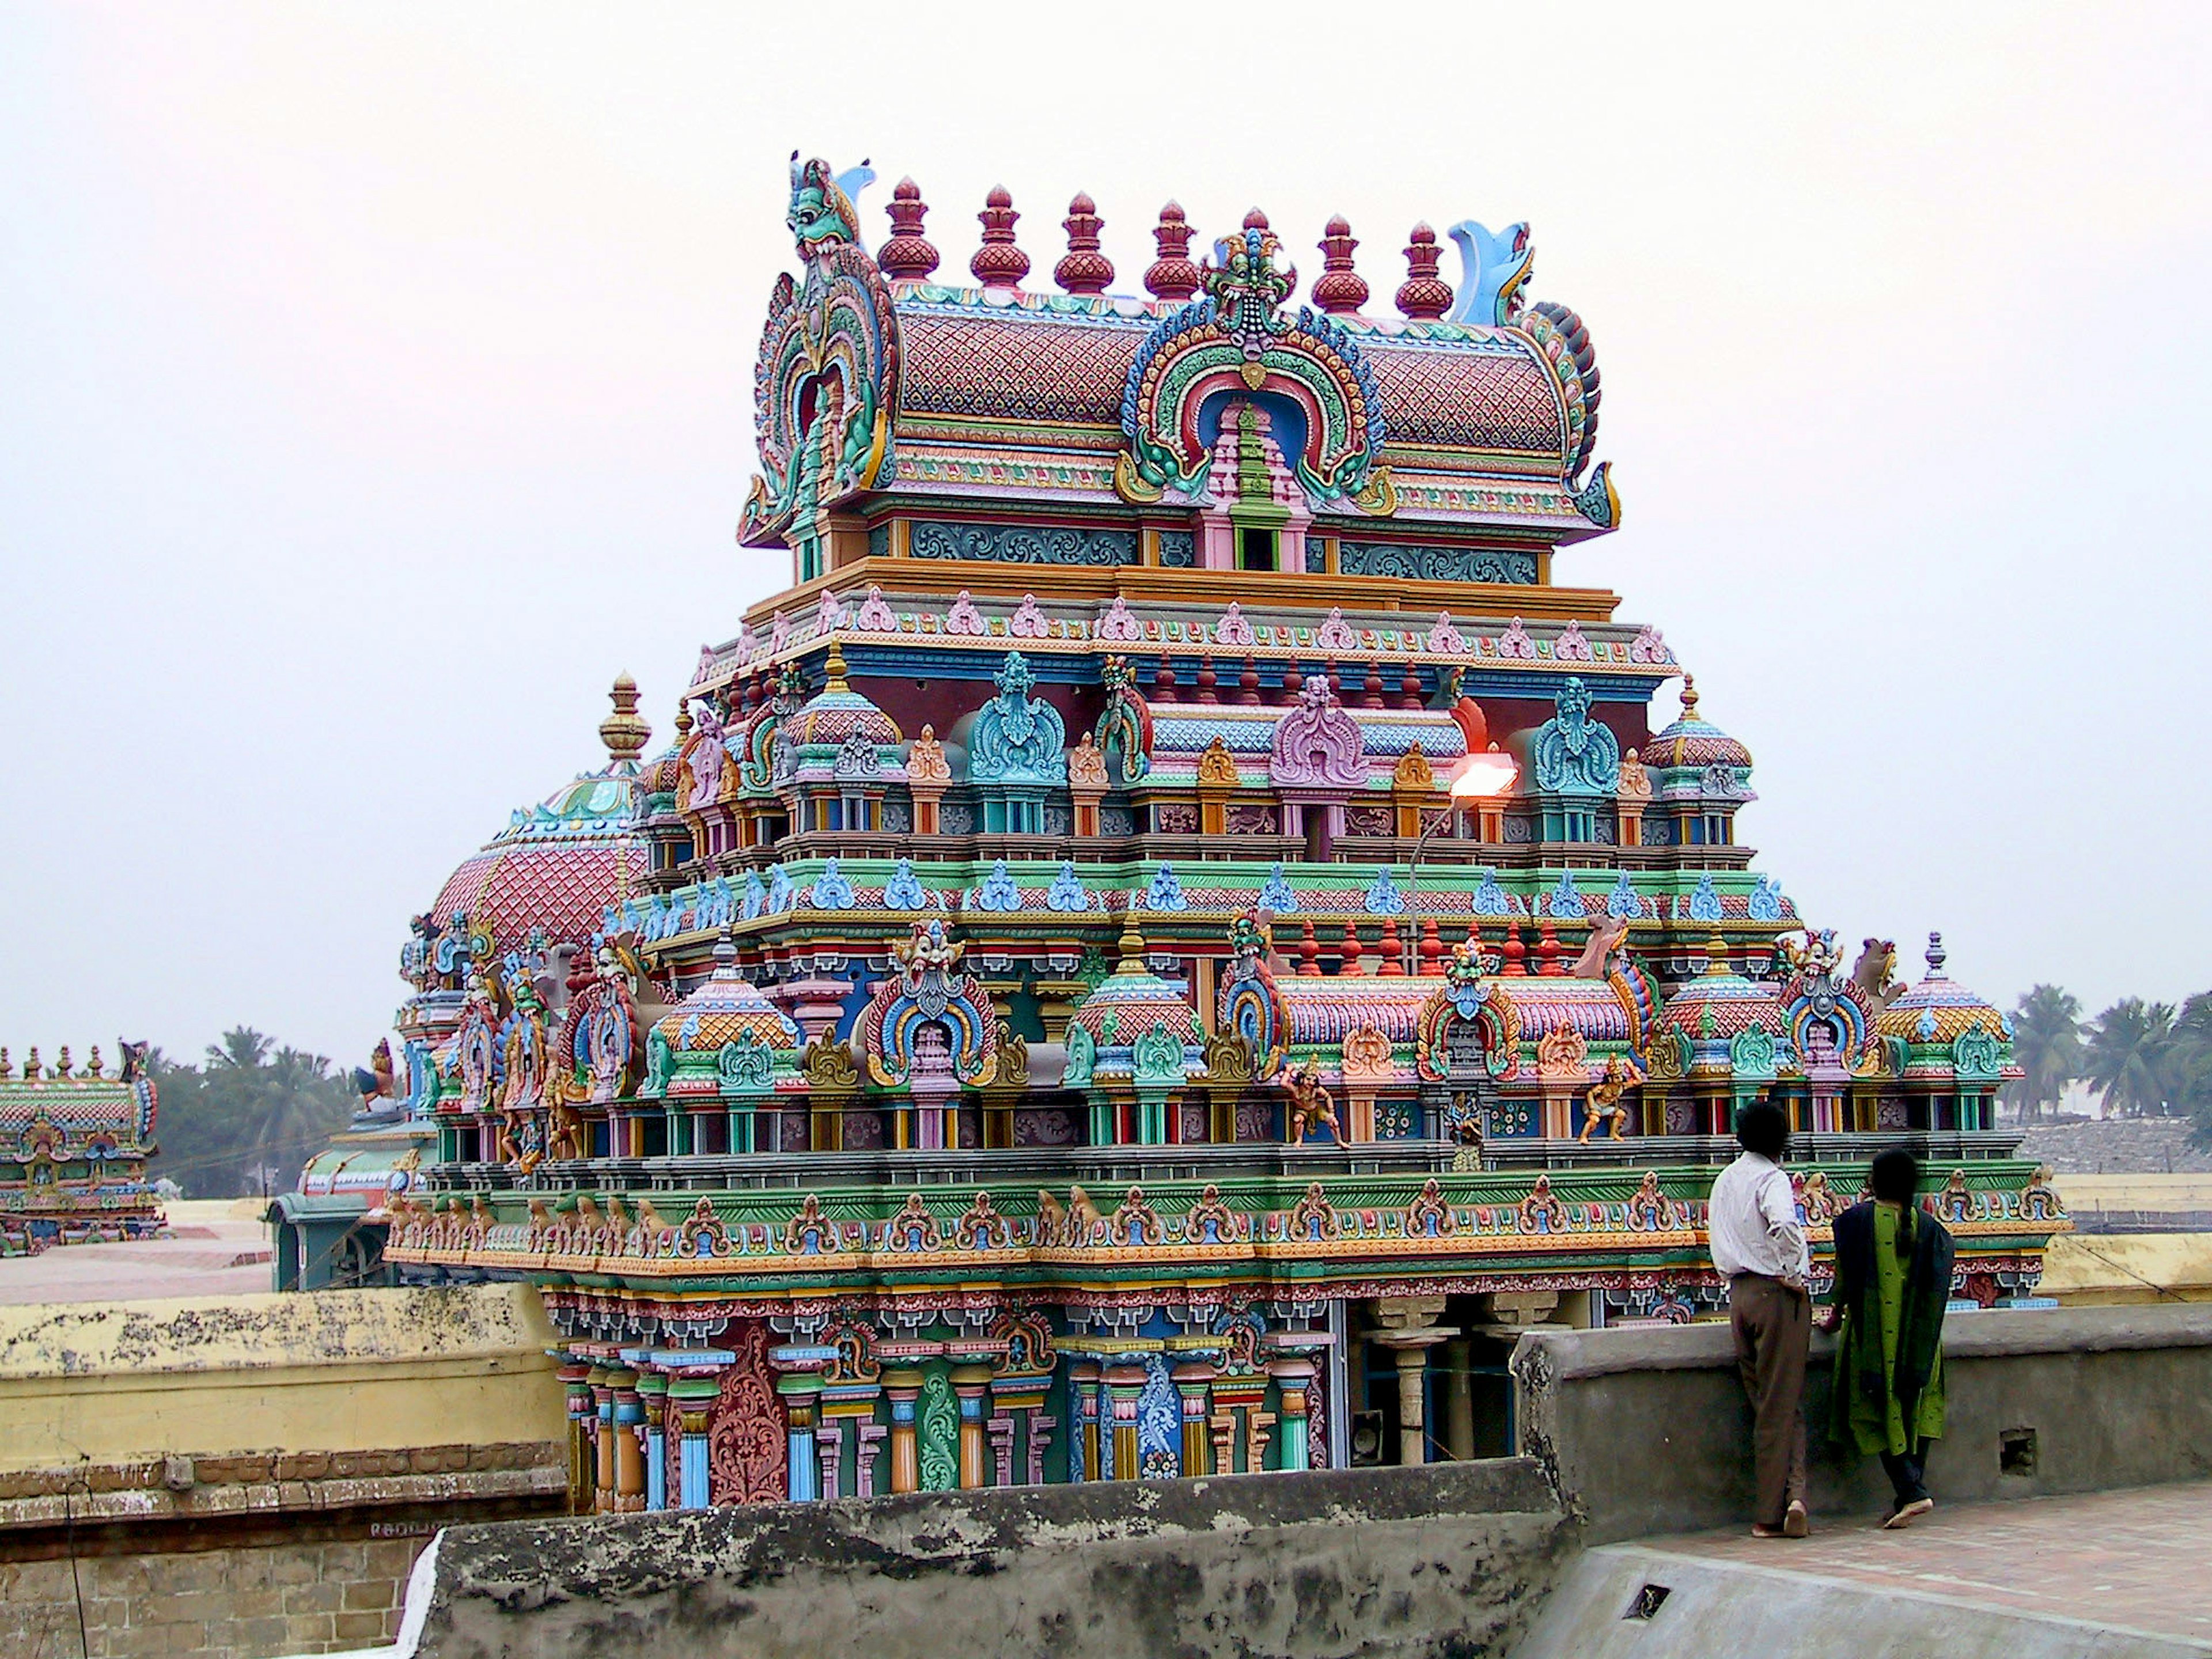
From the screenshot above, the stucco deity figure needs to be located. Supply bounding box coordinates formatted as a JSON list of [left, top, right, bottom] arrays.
[[684, 700, 728, 810], [1578, 1052, 1645, 1142], [1282, 1061, 1347, 1146]]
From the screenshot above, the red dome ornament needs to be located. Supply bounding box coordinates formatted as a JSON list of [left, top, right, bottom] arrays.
[[1143, 202, 1201, 302], [971, 185, 1030, 290], [1313, 215, 1369, 316], [1396, 223, 1453, 321], [1055, 192, 1114, 296], [878, 177, 939, 282]]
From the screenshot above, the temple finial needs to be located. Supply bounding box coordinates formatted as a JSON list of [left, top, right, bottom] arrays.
[[599, 673, 650, 763], [878, 177, 939, 282], [971, 185, 1029, 290], [1313, 215, 1368, 315], [1055, 192, 1113, 295], [1396, 223, 1453, 321], [1145, 202, 1201, 302]]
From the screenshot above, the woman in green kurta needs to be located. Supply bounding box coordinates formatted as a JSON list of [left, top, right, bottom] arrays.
[[1824, 1147, 1956, 1527]]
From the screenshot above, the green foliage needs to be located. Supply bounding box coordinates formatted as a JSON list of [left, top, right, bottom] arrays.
[[2082, 997, 2212, 1127], [2005, 984, 2082, 1123], [148, 1027, 357, 1198]]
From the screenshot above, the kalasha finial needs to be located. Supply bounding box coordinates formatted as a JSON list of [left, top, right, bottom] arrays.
[[600, 673, 650, 763], [1679, 675, 1700, 718], [1055, 192, 1113, 295], [1242, 206, 1270, 232], [1313, 215, 1368, 315], [1925, 931, 1948, 976], [1145, 202, 1201, 302], [1396, 223, 1453, 321], [878, 177, 939, 282], [971, 185, 1029, 290]]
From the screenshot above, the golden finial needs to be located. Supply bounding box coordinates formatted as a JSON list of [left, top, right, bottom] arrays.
[[1703, 935, 1732, 976], [86, 1045, 103, 1079], [1679, 676, 1700, 718], [824, 641, 850, 694], [55, 1045, 71, 1079], [1116, 919, 1147, 974], [599, 673, 650, 763]]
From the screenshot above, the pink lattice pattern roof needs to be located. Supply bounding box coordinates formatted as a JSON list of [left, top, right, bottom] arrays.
[[427, 842, 647, 952], [1365, 343, 1563, 454], [899, 312, 1144, 427]]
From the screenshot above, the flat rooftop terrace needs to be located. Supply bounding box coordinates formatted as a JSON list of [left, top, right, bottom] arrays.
[[1628, 1480, 2212, 1651]]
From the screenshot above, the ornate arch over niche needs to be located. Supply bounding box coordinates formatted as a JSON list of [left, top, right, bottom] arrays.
[[1116, 224, 1393, 514], [741, 157, 902, 549]]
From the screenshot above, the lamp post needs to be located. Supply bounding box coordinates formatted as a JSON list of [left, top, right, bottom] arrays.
[[1403, 749, 1519, 975]]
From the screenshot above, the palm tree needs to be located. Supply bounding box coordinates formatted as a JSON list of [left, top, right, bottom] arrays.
[[2177, 993, 2212, 1137], [2006, 985, 2082, 1123], [2085, 999, 2179, 1117]]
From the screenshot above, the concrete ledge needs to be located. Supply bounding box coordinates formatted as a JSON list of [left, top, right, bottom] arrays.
[[413, 1460, 1573, 1659], [1514, 1305, 2212, 1542]]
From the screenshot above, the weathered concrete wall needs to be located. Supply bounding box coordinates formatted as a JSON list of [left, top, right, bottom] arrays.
[[413, 1459, 1575, 1659], [0, 1284, 562, 1470], [1514, 1304, 2212, 1543]]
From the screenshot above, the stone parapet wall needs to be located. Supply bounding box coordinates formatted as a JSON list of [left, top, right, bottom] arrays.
[[410, 1459, 1574, 1659], [1512, 1303, 2212, 1543]]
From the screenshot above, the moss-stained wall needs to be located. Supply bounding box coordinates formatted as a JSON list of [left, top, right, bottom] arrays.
[[0, 1285, 561, 1472]]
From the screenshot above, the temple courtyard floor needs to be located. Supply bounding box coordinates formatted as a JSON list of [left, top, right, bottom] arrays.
[[1517, 1480, 2212, 1657], [0, 1198, 270, 1304]]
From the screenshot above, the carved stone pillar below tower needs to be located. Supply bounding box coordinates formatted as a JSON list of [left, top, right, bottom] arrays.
[[951, 1364, 994, 1488], [1172, 1362, 1215, 1476], [610, 1369, 645, 1512], [1368, 1296, 1455, 1467], [854, 1421, 888, 1499], [588, 1365, 615, 1513], [1265, 1358, 1317, 1471], [1104, 1363, 1147, 1482], [882, 1369, 924, 1494], [669, 1377, 718, 1512]]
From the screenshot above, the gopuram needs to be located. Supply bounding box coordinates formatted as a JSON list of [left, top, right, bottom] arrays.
[[0, 1043, 162, 1253], [381, 158, 2067, 1510]]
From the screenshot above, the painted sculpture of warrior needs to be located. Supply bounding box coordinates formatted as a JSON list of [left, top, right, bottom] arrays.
[[1283, 1061, 1347, 1147]]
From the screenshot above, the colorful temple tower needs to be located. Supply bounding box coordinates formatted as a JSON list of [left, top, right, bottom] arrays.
[[384, 160, 2065, 1509], [0, 1043, 162, 1252]]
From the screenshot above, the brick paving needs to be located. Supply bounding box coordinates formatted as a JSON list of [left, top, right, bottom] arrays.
[[1646, 1480, 2212, 1645]]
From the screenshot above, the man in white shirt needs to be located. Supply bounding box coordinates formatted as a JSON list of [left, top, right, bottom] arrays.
[[1707, 1099, 1812, 1538]]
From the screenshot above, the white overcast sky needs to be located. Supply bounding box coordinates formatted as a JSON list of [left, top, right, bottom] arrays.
[[2, 3, 2207, 1067]]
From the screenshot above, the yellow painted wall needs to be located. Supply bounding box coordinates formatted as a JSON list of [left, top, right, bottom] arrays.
[[2052, 1174, 2212, 1215], [0, 1283, 562, 1472], [2039, 1232, 2212, 1306]]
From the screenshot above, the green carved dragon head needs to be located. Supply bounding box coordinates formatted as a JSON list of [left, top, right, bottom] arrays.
[[786, 153, 873, 255]]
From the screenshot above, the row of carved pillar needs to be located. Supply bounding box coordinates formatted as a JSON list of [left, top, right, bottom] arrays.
[[558, 1341, 1334, 1510], [1064, 1354, 1322, 1480], [563, 1356, 724, 1515]]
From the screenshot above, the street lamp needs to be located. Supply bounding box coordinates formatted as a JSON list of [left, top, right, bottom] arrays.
[[1404, 746, 1519, 975]]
